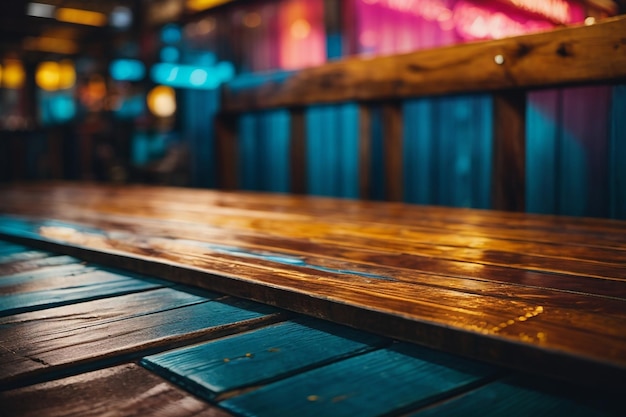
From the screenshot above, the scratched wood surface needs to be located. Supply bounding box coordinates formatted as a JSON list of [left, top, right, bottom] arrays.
[[0, 182, 625, 388], [221, 16, 626, 112], [0, 363, 234, 417]]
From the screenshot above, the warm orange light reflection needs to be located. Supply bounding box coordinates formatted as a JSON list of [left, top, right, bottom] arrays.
[[36, 61, 61, 91], [186, 0, 232, 12], [56, 7, 107, 26], [290, 18, 311, 39], [147, 85, 177, 118], [23, 36, 79, 54], [3, 60, 25, 89]]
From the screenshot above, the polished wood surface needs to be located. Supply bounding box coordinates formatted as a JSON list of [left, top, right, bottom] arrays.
[[0, 182, 624, 390], [0, 236, 622, 416], [221, 16, 626, 112]]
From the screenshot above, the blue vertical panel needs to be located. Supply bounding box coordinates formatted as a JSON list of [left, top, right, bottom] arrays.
[[403, 99, 434, 205], [559, 86, 610, 218], [471, 94, 493, 209], [184, 89, 219, 188], [405, 95, 491, 209], [323, 105, 338, 196], [526, 90, 559, 215], [239, 113, 259, 190], [610, 84, 626, 219], [306, 106, 324, 195], [263, 110, 290, 193], [337, 103, 359, 199]]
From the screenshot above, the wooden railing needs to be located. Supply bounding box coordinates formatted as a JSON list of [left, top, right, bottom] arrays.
[[215, 15, 626, 211]]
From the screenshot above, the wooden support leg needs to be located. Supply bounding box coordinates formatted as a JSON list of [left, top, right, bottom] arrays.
[[289, 108, 306, 194], [358, 104, 372, 200], [382, 103, 403, 202], [493, 92, 526, 212], [215, 114, 238, 190]]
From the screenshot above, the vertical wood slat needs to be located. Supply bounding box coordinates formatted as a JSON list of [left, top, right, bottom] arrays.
[[289, 108, 307, 194], [358, 104, 372, 199], [492, 92, 527, 211], [215, 114, 239, 190], [382, 103, 403, 201]]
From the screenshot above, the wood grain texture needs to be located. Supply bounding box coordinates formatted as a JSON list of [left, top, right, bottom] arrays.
[[142, 318, 388, 400], [0, 264, 166, 316], [220, 343, 499, 417], [221, 16, 626, 112], [0, 183, 625, 388], [0, 285, 281, 389], [0, 363, 233, 417]]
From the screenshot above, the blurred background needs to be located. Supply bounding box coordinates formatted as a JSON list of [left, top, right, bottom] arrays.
[[0, 0, 624, 218]]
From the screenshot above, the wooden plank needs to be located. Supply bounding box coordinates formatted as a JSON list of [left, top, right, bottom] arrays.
[[0, 287, 282, 389], [408, 375, 622, 417], [142, 318, 388, 400], [221, 16, 626, 112], [220, 343, 500, 417], [0, 254, 80, 276], [0, 184, 625, 388], [382, 102, 403, 201], [289, 107, 306, 194], [215, 114, 238, 190], [358, 104, 372, 199], [0, 363, 233, 417], [492, 91, 527, 211], [0, 266, 165, 316]]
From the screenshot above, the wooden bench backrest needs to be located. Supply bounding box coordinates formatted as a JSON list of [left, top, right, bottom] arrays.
[[216, 16, 626, 211]]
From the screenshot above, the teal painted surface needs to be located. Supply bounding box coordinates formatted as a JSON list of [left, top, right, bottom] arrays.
[[0, 255, 80, 274], [610, 84, 626, 219], [142, 318, 387, 399], [0, 242, 30, 256], [0, 268, 164, 316], [409, 376, 622, 417], [404, 95, 492, 208], [220, 343, 499, 417], [239, 110, 290, 193], [306, 104, 359, 198]]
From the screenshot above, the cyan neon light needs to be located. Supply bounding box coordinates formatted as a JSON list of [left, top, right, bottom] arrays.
[[150, 61, 235, 90], [110, 59, 145, 81]]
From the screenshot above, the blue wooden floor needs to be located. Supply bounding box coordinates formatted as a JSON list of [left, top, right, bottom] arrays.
[[0, 239, 621, 416]]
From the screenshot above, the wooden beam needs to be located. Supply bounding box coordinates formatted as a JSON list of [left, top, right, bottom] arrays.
[[215, 114, 238, 190], [382, 103, 403, 201], [492, 91, 527, 211], [289, 108, 307, 194], [222, 16, 626, 112], [358, 104, 372, 199]]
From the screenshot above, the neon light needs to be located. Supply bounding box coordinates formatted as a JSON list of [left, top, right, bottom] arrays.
[[150, 61, 234, 89], [110, 59, 146, 81], [56, 8, 107, 27]]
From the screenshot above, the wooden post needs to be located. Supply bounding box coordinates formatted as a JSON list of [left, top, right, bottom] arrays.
[[215, 114, 238, 190], [358, 104, 372, 200], [289, 107, 307, 194], [382, 103, 403, 202], [492, 91, 526, 211]]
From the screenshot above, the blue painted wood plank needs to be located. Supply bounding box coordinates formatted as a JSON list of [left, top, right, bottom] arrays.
[[220, 343, 499, 417], [610, 84, 626, 219], [0, 263, 93, 286], [0, 254, 80, 276], [0, 249, 52, 265], [141, 318, 388, 400], [0, 241, 30, 255], [0, 267, 166, 316], [0, 288, 279, 387], [408, 376, 622, 417]]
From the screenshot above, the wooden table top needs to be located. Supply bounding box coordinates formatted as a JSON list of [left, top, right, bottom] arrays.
[[0, 182, 625, 389]]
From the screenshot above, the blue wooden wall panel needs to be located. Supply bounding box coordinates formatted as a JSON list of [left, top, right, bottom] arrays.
[[184, 89, 219, 188], [527, 90, 559, 215], [610, 84, 626, 219]]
